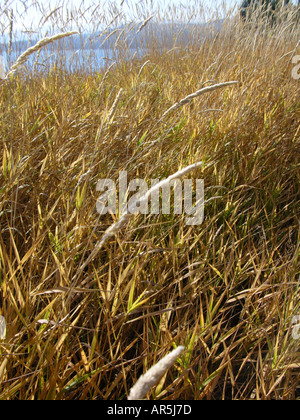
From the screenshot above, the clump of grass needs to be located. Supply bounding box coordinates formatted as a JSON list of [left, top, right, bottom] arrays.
[[0, 0, 299, 400]]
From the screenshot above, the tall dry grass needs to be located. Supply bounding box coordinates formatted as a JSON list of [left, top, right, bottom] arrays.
[[0, 0, 299, 400]]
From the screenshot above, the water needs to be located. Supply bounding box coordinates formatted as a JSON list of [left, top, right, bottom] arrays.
[[0, 47, 147, 75]]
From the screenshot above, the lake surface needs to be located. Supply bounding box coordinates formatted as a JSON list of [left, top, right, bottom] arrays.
[[1, 47, 148, 74]]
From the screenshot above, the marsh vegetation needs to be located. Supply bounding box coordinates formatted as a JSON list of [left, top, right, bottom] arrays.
[[0, 0, 299, 400]]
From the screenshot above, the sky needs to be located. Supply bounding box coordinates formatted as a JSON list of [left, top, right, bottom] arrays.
[[1, 0, 298, 36], [0, 0, 239, 34]]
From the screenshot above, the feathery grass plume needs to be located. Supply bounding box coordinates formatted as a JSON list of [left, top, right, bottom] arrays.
[[114, 27, 126, 49], [161, 81, 239, 119], [100, 28, 119, 47], [0, 316, 6, 340], [33, 48, 42, 72], [98, 62, 116, 93], [39, 6, 63, 27], [75, 162, 202, 278], [136, 15, 154, 34], [107, 88, 123, 123], [5, 31, 77, 78], [8, 9, 13, 57], [128, 346, 185, 400], [137, 59, 150, 81], [0, 55, 6, 79]]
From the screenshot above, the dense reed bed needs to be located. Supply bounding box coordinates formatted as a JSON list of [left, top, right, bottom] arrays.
[[0, 0, 299, 400]]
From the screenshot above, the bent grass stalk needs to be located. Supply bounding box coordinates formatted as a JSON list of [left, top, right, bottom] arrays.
[[74, 162, 202, 279], [160, 81, 239, 119], [128, 346, 185, 400], [5, 31, 78, 78], [107, 88, 123, 123], [136, 15, 154, 34]]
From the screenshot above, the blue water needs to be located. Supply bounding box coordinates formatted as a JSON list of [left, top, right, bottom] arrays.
[[1, 47, 146, 74]]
